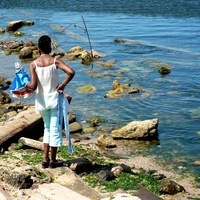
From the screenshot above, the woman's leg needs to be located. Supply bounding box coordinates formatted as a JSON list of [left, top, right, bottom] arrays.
[[49, 107, 62, 162], [40, 109, 51, 163], [43, 143, 50, 162], [50, 146, 57, 162]]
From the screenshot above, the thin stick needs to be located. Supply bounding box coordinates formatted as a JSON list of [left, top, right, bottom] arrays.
[[81, 15, 93, 59], [62, 16, 94, 59]]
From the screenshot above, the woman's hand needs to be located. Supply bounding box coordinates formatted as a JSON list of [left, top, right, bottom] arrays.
[[56, 83, 66, 93]]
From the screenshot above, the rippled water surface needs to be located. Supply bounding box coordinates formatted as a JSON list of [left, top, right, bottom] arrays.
[[0, 0, 200, 183]]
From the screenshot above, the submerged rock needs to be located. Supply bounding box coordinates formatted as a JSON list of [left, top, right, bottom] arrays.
[[105, 80, 140, 98], [77, 84, 96, 93], [94, 59, 116, 68], [14, 31, 25, 37], [158, 66, 171, 75]]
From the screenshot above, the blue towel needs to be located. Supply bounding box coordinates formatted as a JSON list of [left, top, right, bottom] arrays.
[[57, 92, 74, 153]]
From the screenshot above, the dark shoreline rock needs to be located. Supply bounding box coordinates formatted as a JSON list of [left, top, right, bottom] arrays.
[[6, 20, 34, 32]]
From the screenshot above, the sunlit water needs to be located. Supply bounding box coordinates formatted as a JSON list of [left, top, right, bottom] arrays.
[[0, 0, 200, 183]]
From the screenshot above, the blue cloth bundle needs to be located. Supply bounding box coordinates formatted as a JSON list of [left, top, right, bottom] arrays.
[[10, 62, 32, 98], [57, 92, 74, 153]]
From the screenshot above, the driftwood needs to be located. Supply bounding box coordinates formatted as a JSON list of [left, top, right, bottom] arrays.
[[18, 137, 43, 150]]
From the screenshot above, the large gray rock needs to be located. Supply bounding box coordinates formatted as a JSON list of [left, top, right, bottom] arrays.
[[111, 118, 159, 140]]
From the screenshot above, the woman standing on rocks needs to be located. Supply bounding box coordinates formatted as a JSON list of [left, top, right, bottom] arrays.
[[26, 35, 75, 168]]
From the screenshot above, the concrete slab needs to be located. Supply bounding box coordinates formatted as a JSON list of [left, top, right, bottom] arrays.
[[40, 165, 102, 200], [29, 183, 91, 200], [0, 106, 42, 146], [0, 187, 12, 200]]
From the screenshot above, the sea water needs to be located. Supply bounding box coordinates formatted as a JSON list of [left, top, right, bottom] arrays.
[[0, 0, 199, 183]]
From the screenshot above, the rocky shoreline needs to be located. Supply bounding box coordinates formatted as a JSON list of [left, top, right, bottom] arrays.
[[0, 104, 200, 200]]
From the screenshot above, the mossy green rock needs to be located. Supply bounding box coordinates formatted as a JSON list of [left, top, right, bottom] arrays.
[[82, 127, 95, 134], [97, 134, 116, 148], [5, 49, 12, 56], [77, 84, 96, 93], [88, 118, 107, 127], [158, 66, 171, 75], [14, 31, 25, 36]]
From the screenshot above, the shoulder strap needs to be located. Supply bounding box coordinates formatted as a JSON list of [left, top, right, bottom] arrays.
[[34, 60, 38, 67], [54, 58, 58, 69]]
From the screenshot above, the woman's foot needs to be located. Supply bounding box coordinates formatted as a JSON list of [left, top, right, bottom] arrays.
[[49, 160, 64, 168], [42, 161, 50, 168], [42, 158, 50, 168]]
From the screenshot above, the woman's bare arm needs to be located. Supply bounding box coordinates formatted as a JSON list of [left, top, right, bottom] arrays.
[[26, 62, 37, 90], [55, 59, 75, 91]]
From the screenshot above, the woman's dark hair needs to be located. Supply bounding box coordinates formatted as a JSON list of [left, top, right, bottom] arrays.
[[38, 35, 52, 54]]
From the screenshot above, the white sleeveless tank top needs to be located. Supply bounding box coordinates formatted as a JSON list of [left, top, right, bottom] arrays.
[[34, 58, 59, 113]]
